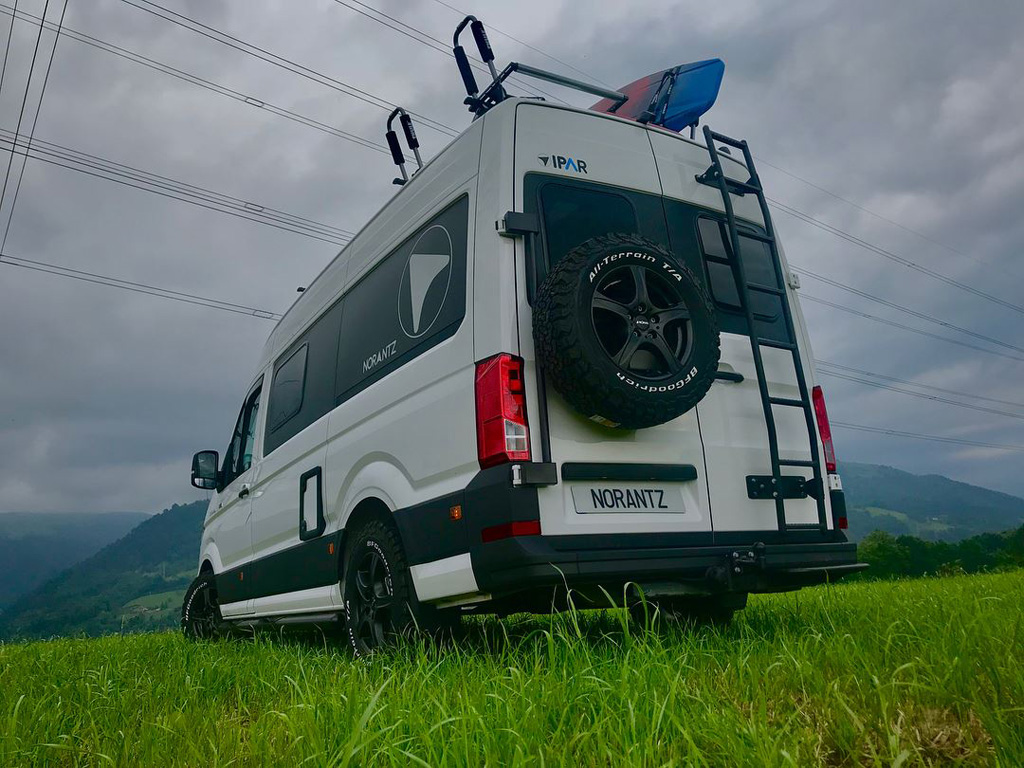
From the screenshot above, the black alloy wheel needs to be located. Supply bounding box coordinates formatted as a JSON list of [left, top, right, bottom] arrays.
[[591, 262, 695, 380], [350, 544, 396, 650]]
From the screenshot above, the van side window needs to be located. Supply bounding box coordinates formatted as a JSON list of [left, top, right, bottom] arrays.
[[268, 344, 308, 432], [696, 217, 792, 344], [539, 183, 637, 267], [222, 383, 263, 486]]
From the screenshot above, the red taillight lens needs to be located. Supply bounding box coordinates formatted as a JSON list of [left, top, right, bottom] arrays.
[[838, 515, 848, 530], [481, 519, 541, 543], [812, 385, 836, 473], [475, 353, 531, 469]]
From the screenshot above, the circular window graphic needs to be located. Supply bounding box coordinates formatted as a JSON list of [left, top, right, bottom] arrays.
[[398, 225, 453, 339]]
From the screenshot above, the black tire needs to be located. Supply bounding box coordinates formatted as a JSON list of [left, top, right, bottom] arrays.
[[534, 233, 720, 429], [342, 517, 455, 656], [181, 571, 223, 640]]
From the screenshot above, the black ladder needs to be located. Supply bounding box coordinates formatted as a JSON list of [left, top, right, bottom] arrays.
[[697, 126, 828, 532]]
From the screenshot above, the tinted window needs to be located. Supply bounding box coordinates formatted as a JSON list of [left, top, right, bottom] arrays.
[[335, 195, 469, 402], [268, 344, 307, 431], [222, 384, 262, 486], [696, 217, 791, 343], [540, 184, 637, 267]]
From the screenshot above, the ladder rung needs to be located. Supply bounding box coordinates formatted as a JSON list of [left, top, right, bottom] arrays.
[[748, 282, 784, 297], [708, 131, 746, 149], [742, 231, 774, 244], [769, 397, 807, 408], [779, 459, 816, 467], [757, 338, 797, 351], [725, 178, 761, 195], [784, 523, 824, 531]]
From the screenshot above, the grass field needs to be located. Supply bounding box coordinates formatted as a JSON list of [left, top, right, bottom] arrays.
[[1, 571, 1021, 766]]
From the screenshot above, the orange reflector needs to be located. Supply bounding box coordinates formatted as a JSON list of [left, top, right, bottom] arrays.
[[450, 505, 463, 521], [328, 542, 335, 555], [239, 571, 244, 581]]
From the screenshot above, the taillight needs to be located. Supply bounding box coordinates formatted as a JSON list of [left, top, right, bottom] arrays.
[[475, 353, 531, 469], [812, 385, 836, 473]]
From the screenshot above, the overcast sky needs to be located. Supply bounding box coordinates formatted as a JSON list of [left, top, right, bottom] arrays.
[[1, 0, 1022, 514]]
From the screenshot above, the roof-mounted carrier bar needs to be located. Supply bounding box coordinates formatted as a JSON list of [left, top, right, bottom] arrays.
[[385, 107, 423, 186], [452, 16, 628, 118]]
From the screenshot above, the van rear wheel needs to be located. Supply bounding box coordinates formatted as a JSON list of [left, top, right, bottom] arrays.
[[342, 517, 455, 656]]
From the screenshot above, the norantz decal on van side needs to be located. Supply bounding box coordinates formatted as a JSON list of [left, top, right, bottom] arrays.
[[362, 340, 398, 373]]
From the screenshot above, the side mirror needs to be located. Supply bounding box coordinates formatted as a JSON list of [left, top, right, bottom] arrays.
[[191, 450, 220, 490]]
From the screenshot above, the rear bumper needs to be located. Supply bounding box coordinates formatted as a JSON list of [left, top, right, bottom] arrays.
[[472, 531, 863, 599]]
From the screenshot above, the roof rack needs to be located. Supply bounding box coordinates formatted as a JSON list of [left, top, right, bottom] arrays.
[[384, 107, 423, 186], [452, 16, 628, 118]]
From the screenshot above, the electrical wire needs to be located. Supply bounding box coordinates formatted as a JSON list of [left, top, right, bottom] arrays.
[[118, 0, 460, 138], [0, 0, 53, 252], [818, 369, 1024, 421], [0, 251, 282, 319], [0, 3, 391, 157], [0, 132, 353, 246], [794, 265, 1024, 356], [831, 421, 1024, 453], [332, 0, 569, 105], [801, 294, 1024, 364], [816, 360, 1024, 410], [770, 197, 1024, 316]]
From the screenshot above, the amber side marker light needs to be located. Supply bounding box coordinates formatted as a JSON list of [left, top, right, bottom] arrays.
[[450, 504, 463, 521]]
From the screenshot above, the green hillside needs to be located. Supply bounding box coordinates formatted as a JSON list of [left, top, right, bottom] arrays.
[[0, 502, 206, 640], [841, 462, 1024, 541], [0, 511, 148, 610], [0, 571, 1020, 766]]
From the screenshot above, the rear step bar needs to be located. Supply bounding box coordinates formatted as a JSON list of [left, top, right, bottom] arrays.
[[697, 127, 829, 533]]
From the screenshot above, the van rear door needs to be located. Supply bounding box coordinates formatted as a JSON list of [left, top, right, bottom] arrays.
[[650, 131, 832, 533], [513, 103, 712, 538]]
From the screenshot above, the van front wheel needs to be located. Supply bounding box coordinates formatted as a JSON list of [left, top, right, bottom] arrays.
[[342, 518, 453, 656]]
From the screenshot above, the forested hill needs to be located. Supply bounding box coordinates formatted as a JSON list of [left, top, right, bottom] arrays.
[[0, 511, 148, 610], [0, 502, 206, 640], [841, 462, 1024, 541]]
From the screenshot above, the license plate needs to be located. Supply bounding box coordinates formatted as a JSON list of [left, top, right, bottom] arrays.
[[571, 484, 687, 514]]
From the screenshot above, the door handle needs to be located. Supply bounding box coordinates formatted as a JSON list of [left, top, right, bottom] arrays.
[[238, 484, 251, 499]]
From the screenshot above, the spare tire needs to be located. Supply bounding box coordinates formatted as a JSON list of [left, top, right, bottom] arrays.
[[533, 233, 720, 429]]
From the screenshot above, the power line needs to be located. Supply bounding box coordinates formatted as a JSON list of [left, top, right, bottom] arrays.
[[0, 0, 66, 255], [831, 421, 1024, 454], [770, 197, 1024, 316], [118, 0, 460, 138], [816, 360, 1024, 410], [819, 369, 1024, 421], [794, 266, 1024, 356], [333, 0, 568, 105], [0, 0, 54, 254], [0, 251, 282, 319], [424, 0, 610, 87], [0, 4, 390, 157], [0, 131, 353, 246], [801, 293, 1024, 364], [0, 0, 16, 103]]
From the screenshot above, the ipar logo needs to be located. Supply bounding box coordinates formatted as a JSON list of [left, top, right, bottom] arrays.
[[538, 154, 588, 174]]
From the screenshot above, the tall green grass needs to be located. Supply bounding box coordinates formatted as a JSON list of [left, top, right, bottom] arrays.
[[1, 571, 1020, 766]]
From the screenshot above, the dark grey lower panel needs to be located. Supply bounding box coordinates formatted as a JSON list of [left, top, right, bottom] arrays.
[[216, 531, 343, 604]]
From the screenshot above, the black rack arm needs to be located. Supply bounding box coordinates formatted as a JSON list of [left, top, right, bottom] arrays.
[[386, 107, 422, 186]]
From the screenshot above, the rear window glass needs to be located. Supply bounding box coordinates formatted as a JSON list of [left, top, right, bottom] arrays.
[[540, 184, 637, 267]]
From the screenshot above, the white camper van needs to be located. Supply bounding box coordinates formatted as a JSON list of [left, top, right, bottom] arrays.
[[184, 21, 863, 652]]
